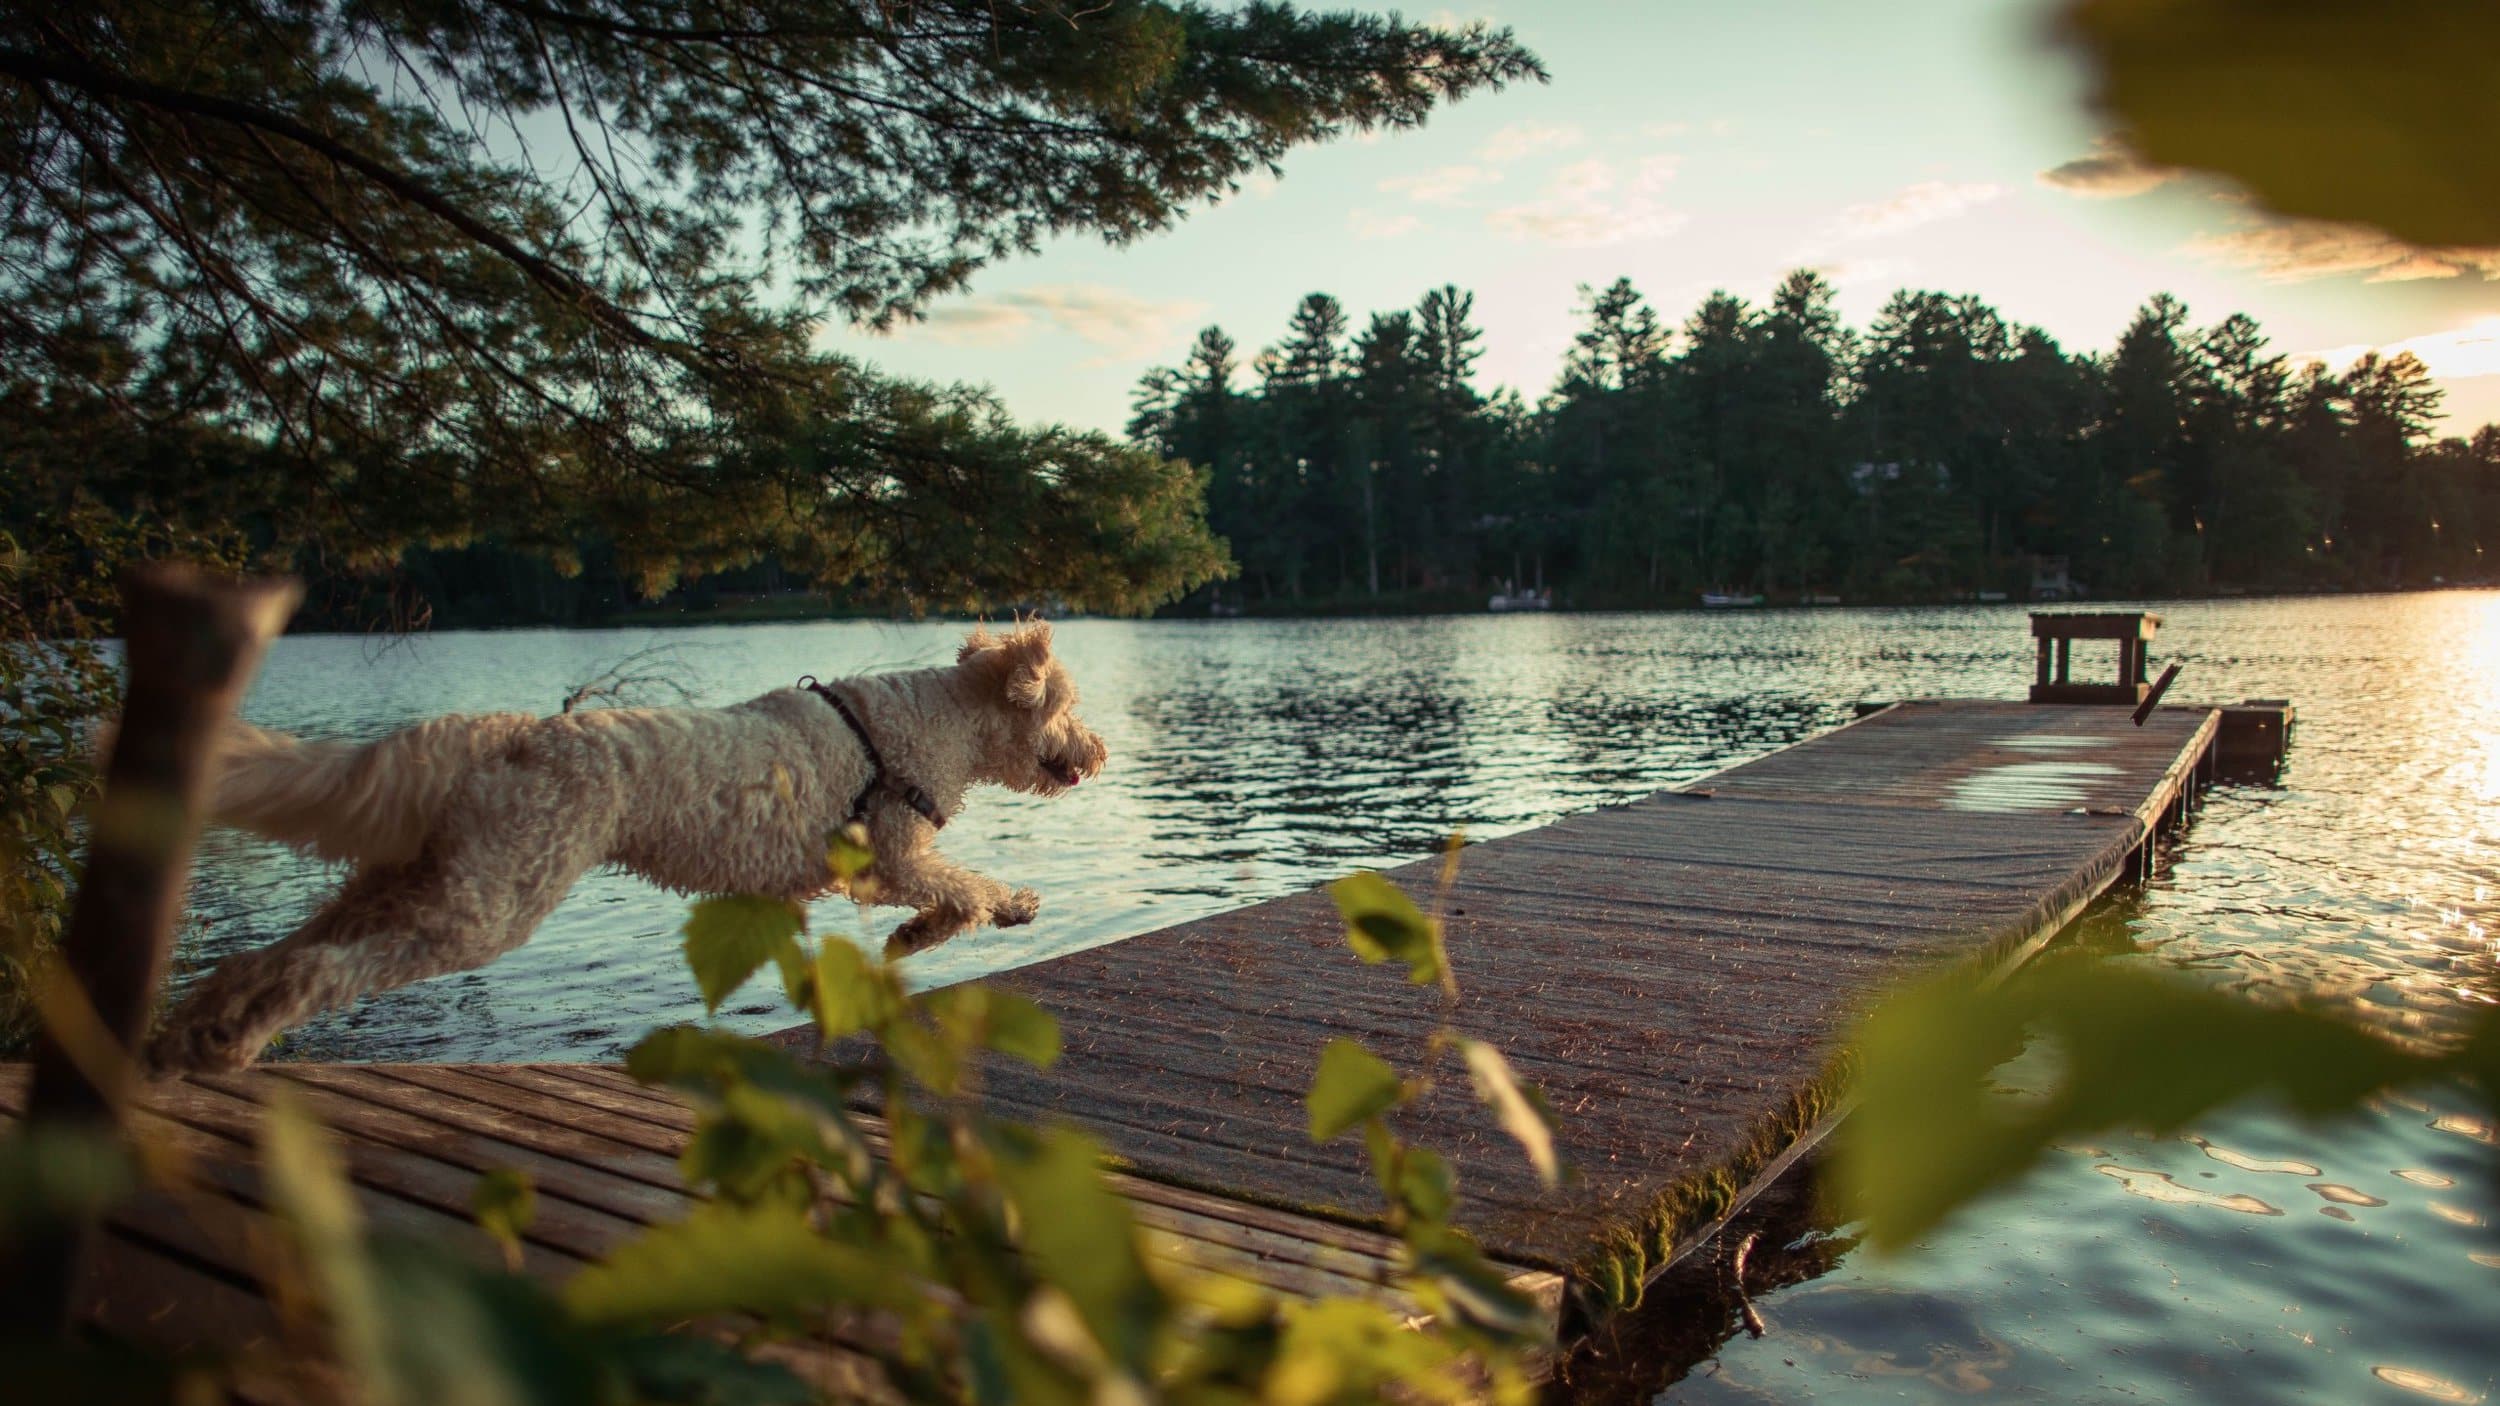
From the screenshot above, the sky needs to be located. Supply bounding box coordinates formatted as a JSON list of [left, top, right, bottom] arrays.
[[818, 0, 2500, 439]]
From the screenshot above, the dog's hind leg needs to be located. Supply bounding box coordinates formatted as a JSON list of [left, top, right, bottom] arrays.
[[149, 765, 620, 1073]]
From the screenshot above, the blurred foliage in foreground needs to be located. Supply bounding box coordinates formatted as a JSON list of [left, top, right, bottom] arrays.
[[1837, 954, 2500, 1252], [2060, 0, 2500, 250], [4, 848, 1563, 1403]]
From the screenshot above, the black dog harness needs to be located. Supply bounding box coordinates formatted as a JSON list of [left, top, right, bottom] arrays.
[[797, 676, 946, 830]]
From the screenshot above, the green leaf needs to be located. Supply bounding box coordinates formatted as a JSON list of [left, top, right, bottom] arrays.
[[623, 1025, 855, 1124], [1266, 1298, 1469, 1406], [260, 1091, 398, 1406], [924, 985, 1062, 1069], [1839, 957, 2454, 1252], [470, 1169, 537, 1269], [680, 1084, 835, 1205], [357, 1237, 611, 1406], [1394, 1145, 1456, 1225], [1327, 872, 1447, 989], [771, 938, 813, 1013], [1307, 1038, 1404, 1143], [1330, 865, 1450, 985], [810, 938, 905, 1039], [883, 1018, 964, 1098], [1401, 1223, 1549, 1346], [2061, 0, 2500, 247], [1456, 1039, 1560, 1188], [989, 1125, 1161, 1371], [880, 1099, 962, 1199], [565, 1202, 919, 1325], [605, 1335, 816, 1406], [825, 821, 876, 886], [981, 990, 1061, 1068], [681, 896, 805, 1015], [1364, 1119, 1402, 1206]]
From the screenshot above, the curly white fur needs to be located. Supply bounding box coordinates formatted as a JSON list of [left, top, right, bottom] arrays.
[[149, 623, 1105, 1073]]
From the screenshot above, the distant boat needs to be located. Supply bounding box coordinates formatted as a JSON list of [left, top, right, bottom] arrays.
[[1488, 586, 1552, 612], [1802, 593, 1843, 606], [1699, 591, 1765, 608], [1977, 590, 2009, 603]]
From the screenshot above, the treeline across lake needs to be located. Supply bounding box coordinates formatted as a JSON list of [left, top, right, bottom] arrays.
[[1127, 271, 2500, 608]]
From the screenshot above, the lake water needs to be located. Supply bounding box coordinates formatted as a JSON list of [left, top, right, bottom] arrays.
[[179, 595, 2500, 1404]]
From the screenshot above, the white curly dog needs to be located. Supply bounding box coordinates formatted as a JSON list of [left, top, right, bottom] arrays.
[[149, 622, 1105, 1073]]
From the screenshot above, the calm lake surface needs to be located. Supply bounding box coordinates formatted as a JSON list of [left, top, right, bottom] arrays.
[[180, 594, 2500, 1404]]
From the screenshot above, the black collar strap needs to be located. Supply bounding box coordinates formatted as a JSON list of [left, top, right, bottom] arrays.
[[797, 676, 946, 830]]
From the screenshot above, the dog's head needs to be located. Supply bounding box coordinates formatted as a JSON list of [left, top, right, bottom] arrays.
[[958, 622, 1106, 796]]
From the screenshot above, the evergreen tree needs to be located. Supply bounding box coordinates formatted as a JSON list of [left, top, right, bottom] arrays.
[[1127, 276, 2498, 611], [1415, 285, 1488, 586]]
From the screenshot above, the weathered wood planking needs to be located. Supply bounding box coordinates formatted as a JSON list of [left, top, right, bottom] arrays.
[[0, 1061, 1562, 1387], [783, 701, 2219, 1282]]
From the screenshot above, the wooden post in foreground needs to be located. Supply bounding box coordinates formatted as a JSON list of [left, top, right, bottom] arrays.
[[3, 563, 299, 1334]]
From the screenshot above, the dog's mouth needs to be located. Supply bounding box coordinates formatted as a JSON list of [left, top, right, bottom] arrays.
[[1040, 756, 1083, 787]]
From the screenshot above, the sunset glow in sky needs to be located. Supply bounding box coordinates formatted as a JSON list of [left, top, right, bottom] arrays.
[[821, 0, 2500, 439]]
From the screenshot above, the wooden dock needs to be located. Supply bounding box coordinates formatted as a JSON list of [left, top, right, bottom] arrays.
[[3, 698, 2224, 1378], [778, 700, 2221, 1300]]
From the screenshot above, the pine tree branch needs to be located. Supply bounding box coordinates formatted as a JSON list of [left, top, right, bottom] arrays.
[[0, 43, 702, 371]]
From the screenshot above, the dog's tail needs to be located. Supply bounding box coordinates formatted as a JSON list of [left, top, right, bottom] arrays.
[[207, 714, 532, 866]]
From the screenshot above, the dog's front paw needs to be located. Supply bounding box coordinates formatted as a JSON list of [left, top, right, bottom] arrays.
[[146, 1016, 265, 1077], [993, 888, 1041, 927]]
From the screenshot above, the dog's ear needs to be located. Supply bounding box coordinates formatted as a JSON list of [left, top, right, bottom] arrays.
[[960, 622, 1055, 709]]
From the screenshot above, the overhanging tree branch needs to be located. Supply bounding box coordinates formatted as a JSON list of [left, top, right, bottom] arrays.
[[0, 43, 700, 368]]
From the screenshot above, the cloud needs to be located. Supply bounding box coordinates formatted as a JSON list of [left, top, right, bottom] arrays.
[[2183, 218, 2500, 283], [1380, 164, 1501, 205], [1348, 209, 1420, 240], [1478, 120, 1584, 164], [1486, 154, 1685, 247], [912, 284, 1211, 357], [2301, 316, 2500, 380], [1829, 180, 2003, 240], [2038, 139, 2181, 198]]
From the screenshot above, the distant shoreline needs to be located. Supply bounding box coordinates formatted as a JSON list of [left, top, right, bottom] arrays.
[[303, 578, 2500, 636]]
